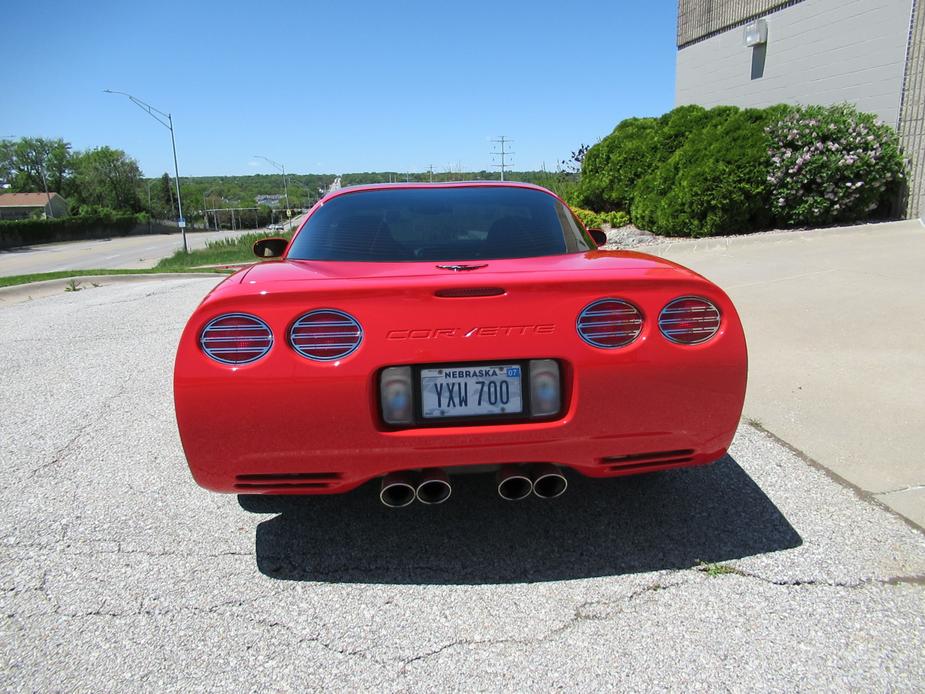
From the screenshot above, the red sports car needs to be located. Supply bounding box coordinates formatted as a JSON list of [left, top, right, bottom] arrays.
[[174, 182, 747, 507]]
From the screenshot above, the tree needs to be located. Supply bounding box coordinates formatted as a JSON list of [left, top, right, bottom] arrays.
[[0, 137, 73, 194], [158, 172, 176, 218], [70, 146, 143, 212]]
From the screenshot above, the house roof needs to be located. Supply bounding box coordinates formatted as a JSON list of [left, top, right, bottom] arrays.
[[0, 192, 65, 208]]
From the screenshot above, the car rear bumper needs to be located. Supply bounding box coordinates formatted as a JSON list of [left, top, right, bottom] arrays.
[[175, 348, 746, 494]]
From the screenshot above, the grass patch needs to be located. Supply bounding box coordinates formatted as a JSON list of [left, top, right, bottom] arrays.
[[155, 230, 292, 270], [0, 230, 286, 288], [0, 267, 231, 289], [696, 561, 742, 577]]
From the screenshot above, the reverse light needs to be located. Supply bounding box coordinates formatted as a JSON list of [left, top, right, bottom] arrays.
[[658, 297, 721, 344], [199, 313, 273, 364], [380, 366, 413, 425], [576, 298, 643, 348], [529, 359, 561, 417]]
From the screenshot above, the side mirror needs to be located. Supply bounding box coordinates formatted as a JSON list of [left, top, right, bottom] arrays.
[[588, 228, 607, 247], [253, 237, 288, 259]]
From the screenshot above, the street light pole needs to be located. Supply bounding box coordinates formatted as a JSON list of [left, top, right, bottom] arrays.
[[104, 89, 188, 253], [254, 155, 291, 230], [167, 113, 185, 249]]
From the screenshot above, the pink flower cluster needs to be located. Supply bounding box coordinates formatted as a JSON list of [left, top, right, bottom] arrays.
[[764, 105, 904, 225]]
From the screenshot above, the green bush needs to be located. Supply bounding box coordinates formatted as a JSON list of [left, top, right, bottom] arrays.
[[571, 206, 630, 229], [575, 102, 905, 237], [574, 105, 722, 214], [0, 213, 148, 249], [574, 117, 660, 212], [766, 104, 905, 226], [632, 107, 787, 236]]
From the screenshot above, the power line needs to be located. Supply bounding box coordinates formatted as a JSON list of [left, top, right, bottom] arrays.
[[490, 136, 514, 182]]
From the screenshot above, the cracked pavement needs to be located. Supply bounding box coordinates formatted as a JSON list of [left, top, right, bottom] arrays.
[[1, 277, 924, 691]]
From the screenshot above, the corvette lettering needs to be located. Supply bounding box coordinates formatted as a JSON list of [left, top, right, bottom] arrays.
[[386, 324, 556, 340]]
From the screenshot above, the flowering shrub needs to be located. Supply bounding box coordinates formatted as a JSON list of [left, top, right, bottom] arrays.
[[573, 103, 906, 236], [766, 104, 905, 226]]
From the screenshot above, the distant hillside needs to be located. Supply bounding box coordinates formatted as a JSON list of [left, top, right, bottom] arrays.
[[168, 170, 573, 211], [161, 173, 337, 211], [339, 171, 566, 188]]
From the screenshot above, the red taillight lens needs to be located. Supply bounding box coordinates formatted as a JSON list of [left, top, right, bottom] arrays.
[[577, 298, 643, 348], [290, 309, 363, 361], [199, 313, 273, 364], [658, 297, 721, 344]]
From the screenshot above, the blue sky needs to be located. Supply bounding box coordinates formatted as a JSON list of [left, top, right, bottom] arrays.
[[1, 1, 678, 177]]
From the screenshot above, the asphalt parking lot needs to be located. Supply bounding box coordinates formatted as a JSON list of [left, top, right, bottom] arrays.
[[1, 277, 923, 691]]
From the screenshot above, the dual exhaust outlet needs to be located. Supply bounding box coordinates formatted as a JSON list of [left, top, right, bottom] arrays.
[[379, 464, 567, 508]]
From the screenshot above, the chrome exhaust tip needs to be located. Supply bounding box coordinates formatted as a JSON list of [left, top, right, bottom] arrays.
[[415, 469, 452, 505], [380, 472, 416, 508], [497, 466, 533, 501], [531, 463, 567, 499]]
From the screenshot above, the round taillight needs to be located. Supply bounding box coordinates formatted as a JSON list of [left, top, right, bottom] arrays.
[[658, 296, 721, 344], [200, 313, 273, 364], [576, 298, 643, 349], [290, 309, 363, 361]]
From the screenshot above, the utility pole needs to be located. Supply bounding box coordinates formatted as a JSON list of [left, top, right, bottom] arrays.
[[255, 155, 291, 229], [146, 181, 154, 232], [38, 166, 54, 218], [428, 165, 434, 182], [490, 136, 514, 182]]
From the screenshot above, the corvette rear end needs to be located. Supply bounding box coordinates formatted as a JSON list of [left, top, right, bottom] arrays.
[[174, 183, 747, 506]]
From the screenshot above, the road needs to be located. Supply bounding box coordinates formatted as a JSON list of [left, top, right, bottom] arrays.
[[0, 194, 323, 279], [645, 219, 925, 528], [1, 277, 922, 690], [0, 229, 257, 278]]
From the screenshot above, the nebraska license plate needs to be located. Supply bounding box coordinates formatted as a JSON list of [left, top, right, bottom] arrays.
[[420, 364, 524, 419]]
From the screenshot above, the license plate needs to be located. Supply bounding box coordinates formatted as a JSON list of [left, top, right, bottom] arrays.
[[420, 364, 523, 419]]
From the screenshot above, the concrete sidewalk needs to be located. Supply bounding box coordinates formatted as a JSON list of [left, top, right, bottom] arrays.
[[649, 219, 925, 528]]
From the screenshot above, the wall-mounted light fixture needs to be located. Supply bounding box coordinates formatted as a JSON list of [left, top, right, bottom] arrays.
[[744, 18, 768, 46]]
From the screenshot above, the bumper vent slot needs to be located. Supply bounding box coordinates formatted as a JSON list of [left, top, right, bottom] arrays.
[[600, 449, 695, 474], [234, 471, 342, 490]]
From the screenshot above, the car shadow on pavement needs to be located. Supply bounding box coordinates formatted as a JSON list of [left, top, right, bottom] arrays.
[[239, 455, 802, 584]]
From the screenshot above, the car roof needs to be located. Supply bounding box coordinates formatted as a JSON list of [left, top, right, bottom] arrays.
[[321, 180, 556, 203]]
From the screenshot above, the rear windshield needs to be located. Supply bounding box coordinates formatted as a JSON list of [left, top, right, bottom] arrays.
[[285, 186, 593, 262]]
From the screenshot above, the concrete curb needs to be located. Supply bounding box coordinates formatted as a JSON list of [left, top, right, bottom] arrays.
[[637, 219, 923, 257], [0, 272, 228, 306]]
